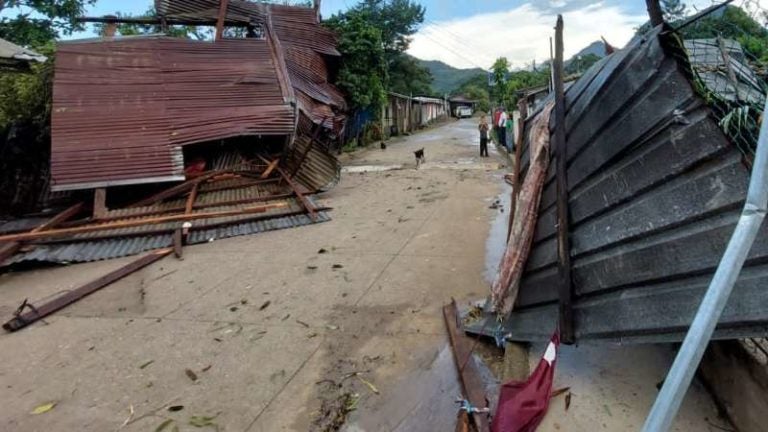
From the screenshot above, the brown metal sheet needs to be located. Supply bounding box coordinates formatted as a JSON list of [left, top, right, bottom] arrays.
[[51, 36, 295, 191]]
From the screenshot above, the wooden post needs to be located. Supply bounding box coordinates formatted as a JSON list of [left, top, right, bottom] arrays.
[[93, 188, 108, 219], [554, 15, 575, 344], [215, 0, 230, 41], [646, 0, 664, 26], [718, 36, 743, 102]]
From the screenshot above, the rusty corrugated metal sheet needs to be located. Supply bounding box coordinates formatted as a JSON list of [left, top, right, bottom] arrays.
[[51, 36, 295, 191]]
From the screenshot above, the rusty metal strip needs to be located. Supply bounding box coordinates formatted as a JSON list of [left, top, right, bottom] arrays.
[[0, 203, 289, 243], [3, 248, 172, 332], [443, 299, 490, 432]]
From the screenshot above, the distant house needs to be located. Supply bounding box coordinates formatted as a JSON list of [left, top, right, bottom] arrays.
[[448, 96, 477, 118], [0, 37, 46, 72]]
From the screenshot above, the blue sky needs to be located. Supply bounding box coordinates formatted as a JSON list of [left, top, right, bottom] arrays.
[[3, 0, 752, 68]]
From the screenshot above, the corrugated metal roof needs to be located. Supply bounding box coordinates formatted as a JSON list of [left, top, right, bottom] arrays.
[[684, 38, 765, 104], [468, 27, 768, 344], [51, 36, 295, 191], [8, 210, 330, 264], [0, 37, 46, 71]]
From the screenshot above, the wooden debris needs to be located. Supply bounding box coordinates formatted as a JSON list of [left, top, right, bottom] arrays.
[[444, 299, 491, 432], [2, 249, 173, 332]]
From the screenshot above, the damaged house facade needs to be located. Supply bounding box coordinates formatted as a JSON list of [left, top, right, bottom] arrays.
[[0, 0, 348, 265]]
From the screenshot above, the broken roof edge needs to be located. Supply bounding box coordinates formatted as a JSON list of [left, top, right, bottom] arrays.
[[50, 174, 188, 193], [0, 37, 47, 65]]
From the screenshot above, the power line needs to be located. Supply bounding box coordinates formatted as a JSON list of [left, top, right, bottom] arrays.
[[419, 28, 492, 70]]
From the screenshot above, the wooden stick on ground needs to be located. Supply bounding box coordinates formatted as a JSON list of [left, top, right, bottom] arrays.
[[3, 249, 172, 332]]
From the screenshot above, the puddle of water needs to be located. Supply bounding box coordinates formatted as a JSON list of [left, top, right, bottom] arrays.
[[485, 181, 513, 284], [343, 345, 500, 432]]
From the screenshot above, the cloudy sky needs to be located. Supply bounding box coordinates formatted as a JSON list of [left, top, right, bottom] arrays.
[[6, 0, 763, 70]]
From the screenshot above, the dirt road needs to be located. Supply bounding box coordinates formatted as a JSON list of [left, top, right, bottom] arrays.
[[0, 119, 728, 431]]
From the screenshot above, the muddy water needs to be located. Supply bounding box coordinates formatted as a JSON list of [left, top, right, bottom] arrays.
[[484, 182, 513, 284]]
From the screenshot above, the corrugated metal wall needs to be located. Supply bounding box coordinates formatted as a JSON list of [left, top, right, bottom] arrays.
[[499, 28, 768, 343]]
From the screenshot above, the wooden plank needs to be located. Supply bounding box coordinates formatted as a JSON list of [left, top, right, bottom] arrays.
[[443, 300, 491, 432], [260, 159, 280, 180], [81, 192, 295, 225], [215, 0, 230, 41], [278, 167, 317, 222], [185, 183, 199, 215], [646, 0, 664, 26], [173, 229, 183, 259], [0, 203, 289, 243], [553, 15, 574, 344], [93, 188, 108, 219], [3, 249, 172, 332]]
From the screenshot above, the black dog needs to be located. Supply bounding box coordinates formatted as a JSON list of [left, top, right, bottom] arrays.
[[414, 148, 425, 167]]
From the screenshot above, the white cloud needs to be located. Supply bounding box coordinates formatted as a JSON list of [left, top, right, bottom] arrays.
[[408, 2, 647, 70]]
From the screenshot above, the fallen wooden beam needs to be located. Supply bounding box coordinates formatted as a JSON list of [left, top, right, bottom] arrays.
[[0, 203, 289, 243], [3, 248, 172, 332], [443, 300, 491, 432], [276, 166, 318, 222], [260, 159, 280, 179]]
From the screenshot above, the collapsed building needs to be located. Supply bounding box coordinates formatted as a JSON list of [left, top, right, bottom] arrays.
[[469, 22, 768, 344], [0, 0, 348, 265]]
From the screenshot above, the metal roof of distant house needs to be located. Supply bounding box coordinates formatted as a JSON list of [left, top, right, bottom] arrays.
[[50, 2, 346, 192], [0, 37, 46, 71]]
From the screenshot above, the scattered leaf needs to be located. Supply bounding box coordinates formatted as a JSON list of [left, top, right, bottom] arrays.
[[155, 419, 175, 432], [121, 404, 135, 428], [603, 404, 612, 417], [318, 248, 327, 254], [565, 392, 572, 411], [357, 375, 380, 395], [31, 402, 56, 415], [551, 387, 570, 398], [307, 266, 318, 270], [332, 264, 344, 269], [213, 338, 223, 343], [185, 369, 198, 382], [168, 405, 185, 412], [240, 299, 248, 305], [201, 365, 212, 373], [282, 314, 291, 321], [259, 301, 271, 311], [229, 306, 238, 312], [307, 332, 319, 339], [189, 415, 219, 428], [139, 360, 155, 369], [296, 320, 310, 328]]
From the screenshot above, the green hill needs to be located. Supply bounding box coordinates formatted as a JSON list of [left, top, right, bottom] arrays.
[[418, 59, 487, 95]]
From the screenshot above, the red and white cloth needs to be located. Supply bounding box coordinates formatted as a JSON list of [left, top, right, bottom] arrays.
[[492, 331, 560, 432]]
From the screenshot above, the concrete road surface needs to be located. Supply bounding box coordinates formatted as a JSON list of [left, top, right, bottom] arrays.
[[0, 119, 730, 431]]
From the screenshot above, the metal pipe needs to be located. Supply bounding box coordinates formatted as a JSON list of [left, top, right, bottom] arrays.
[[642, 95, 768, 431]]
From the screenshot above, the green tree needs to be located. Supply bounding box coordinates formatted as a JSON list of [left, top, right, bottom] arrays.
[[325, 0, 431, 110], [662, 0, 687, 22], [565, 53, 601, 75], [491, 57, 510, 105], [325, 11, 387, 109], [0, 0, 96, 47], [389, 54, 433, 96]]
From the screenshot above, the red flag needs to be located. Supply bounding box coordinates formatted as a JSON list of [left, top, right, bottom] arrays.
[[492, 331, 560, 432]]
